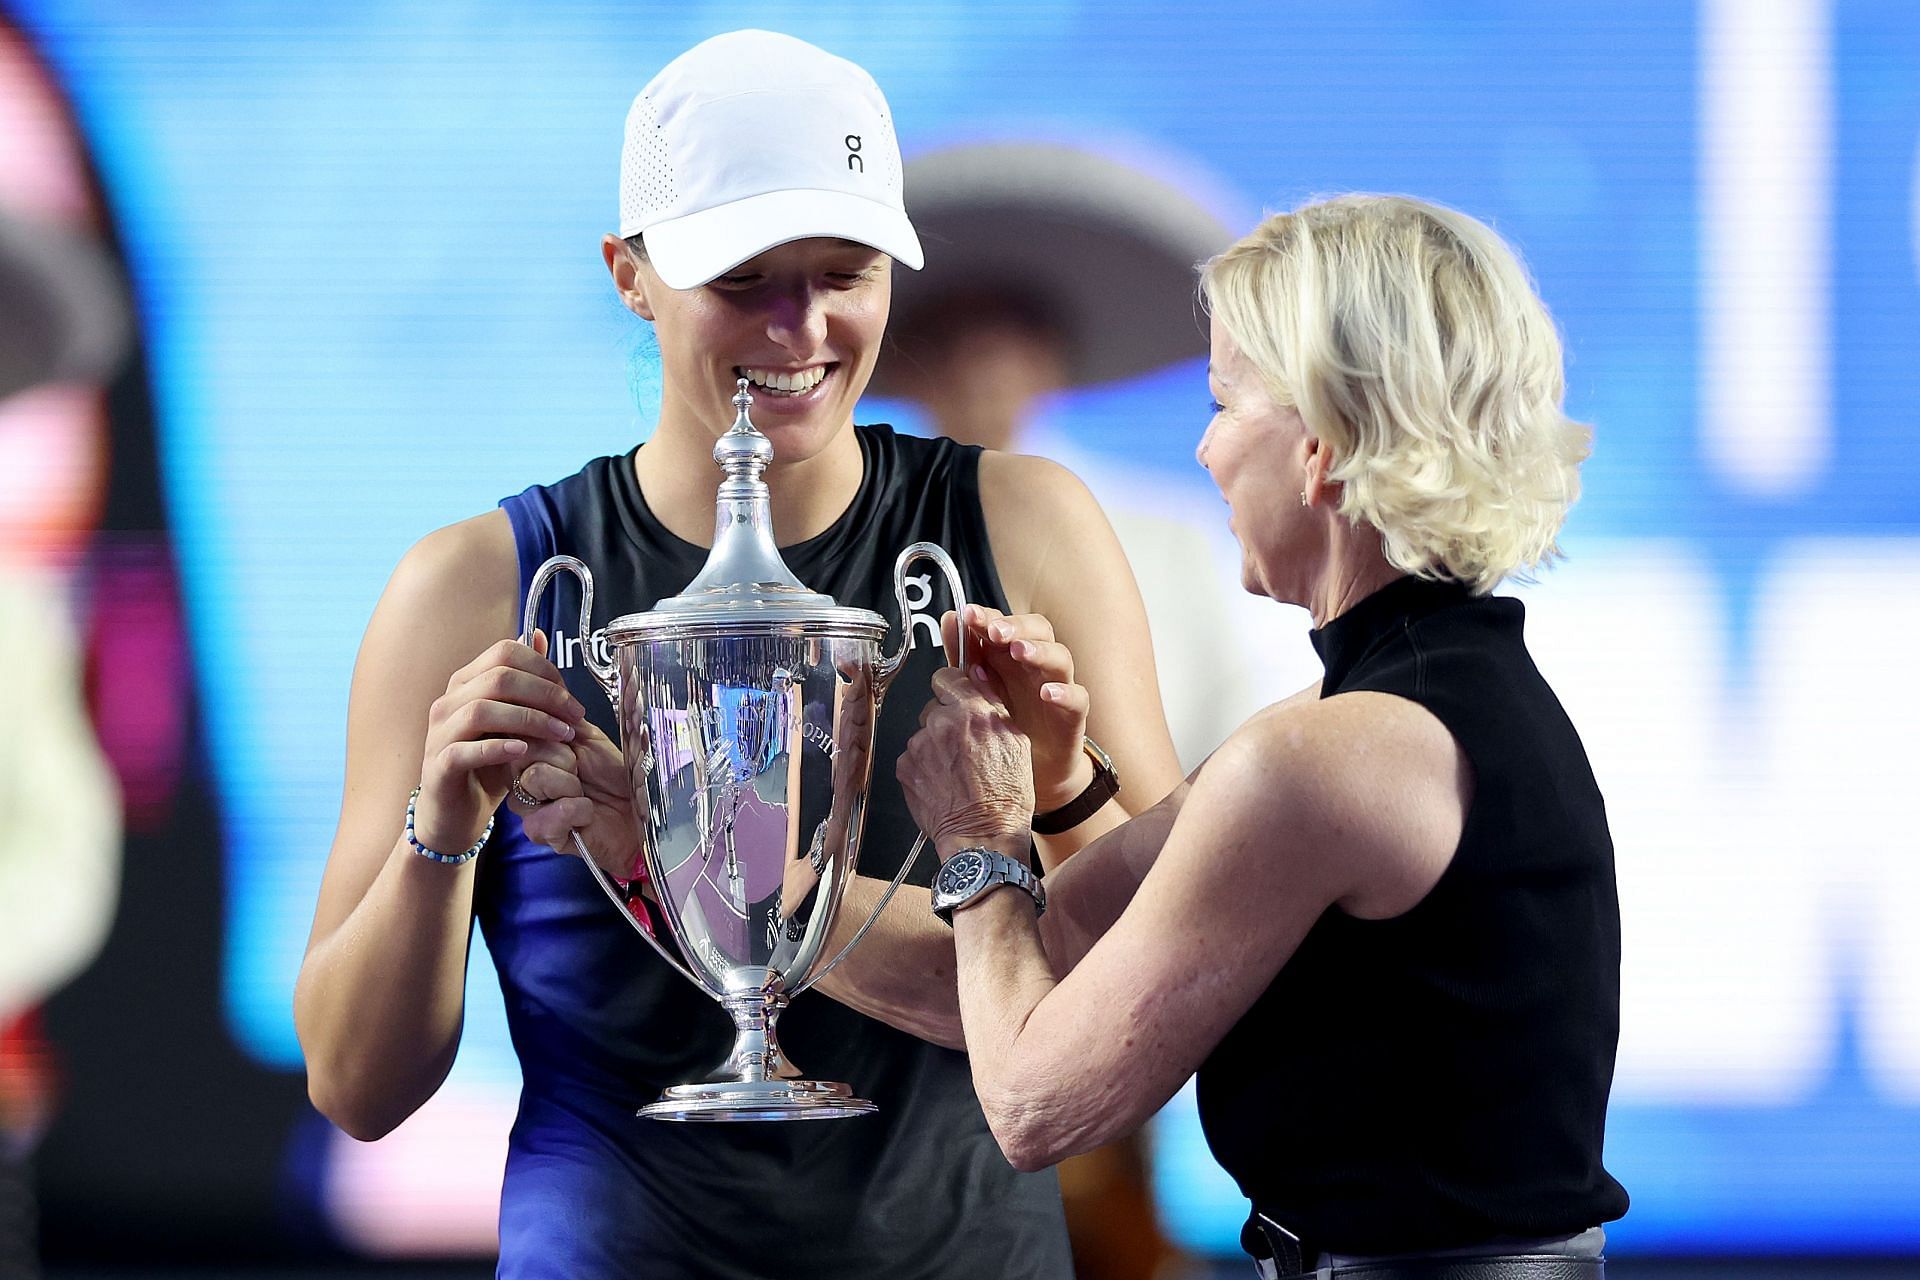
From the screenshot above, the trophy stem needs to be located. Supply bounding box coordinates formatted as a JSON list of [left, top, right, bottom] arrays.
[[715, 990, 802, 1084], [637, 988, 879, 1122]]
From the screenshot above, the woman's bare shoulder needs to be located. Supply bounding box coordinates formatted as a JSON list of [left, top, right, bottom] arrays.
[[383, 509, 520, 631], [355, 509, 523, 700], [1236, 685, 1453, 751], [972, 449, 1125, 615], [975, 450, 1098, 521], [1204, 689, 1470, 916]]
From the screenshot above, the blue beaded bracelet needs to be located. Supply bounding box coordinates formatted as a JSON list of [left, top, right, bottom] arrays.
[[405, 787, 493, 865]]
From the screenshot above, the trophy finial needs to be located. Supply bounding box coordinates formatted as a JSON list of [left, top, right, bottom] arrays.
[[714, 377, 774, 475], [678, 375, 812, 601]]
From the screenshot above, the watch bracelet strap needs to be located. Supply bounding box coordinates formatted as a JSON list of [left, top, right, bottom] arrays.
[[994, 855, 1045, 913]]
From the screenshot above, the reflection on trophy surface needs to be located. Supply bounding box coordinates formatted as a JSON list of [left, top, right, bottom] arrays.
[[524, 380, 962, 1121], [639, 643, 854, 990]]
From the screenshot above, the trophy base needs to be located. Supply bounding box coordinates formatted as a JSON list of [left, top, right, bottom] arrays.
[[639, 1078, 878, 1123]]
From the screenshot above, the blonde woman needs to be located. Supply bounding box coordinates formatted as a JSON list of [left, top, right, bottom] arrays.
[[887, 195, 1629, 1280]]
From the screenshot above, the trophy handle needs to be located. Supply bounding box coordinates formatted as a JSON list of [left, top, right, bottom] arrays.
[[873, 541, 968, 702], [521, 554, 617, 705], [520, 555, 709, 995], [796, 541, 968, 995], [789, 830, 927, 997], [575, 836, 712, 995]]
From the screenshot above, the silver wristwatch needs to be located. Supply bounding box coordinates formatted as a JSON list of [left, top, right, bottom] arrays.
[[931, 847, 1047, 926]]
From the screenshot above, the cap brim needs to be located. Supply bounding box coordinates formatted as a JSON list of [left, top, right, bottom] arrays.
[[641, 189, 924, 290], [871, 142, 1238, 395]]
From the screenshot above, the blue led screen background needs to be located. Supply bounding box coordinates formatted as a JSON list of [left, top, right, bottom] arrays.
[[13, 0, 1920, 1259]]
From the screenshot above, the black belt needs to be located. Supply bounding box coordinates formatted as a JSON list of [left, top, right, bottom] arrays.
[[1264, 1260, 1601, 1280], [1243, 1213, 1603, 1280]]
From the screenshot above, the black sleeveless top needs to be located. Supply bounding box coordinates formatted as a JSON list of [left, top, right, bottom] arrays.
[[1197, 575, 1630, 1253], [480, 426, 1071, 1279]]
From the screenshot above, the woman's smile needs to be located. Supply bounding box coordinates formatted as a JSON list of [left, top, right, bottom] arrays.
[[733, 362, 840, 416]]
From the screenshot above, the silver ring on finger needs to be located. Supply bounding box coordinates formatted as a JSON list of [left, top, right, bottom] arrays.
[[511, 777, 543, 808]]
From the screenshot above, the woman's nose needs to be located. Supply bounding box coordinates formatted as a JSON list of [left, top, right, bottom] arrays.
[[765, 286, 827, 352], [1195, 421, 1214, 469]]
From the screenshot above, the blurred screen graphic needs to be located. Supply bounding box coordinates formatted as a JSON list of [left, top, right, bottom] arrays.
[[11, 0, 1918, 1260]]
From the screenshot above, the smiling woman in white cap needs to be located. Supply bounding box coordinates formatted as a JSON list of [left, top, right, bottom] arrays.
[[293, 29, 1182, 1280]]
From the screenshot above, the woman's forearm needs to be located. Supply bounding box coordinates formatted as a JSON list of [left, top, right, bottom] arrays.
[[294, 838, 476, 1140], [810, 879, 966, 1049], [815, 783, 1186, 1049], [950, 869, 1143, 1170]]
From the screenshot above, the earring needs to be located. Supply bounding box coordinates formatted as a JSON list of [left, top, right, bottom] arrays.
[[1299, 490, 1309, 508]]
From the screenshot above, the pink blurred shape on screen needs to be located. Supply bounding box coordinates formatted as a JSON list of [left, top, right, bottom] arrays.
[[323, 1081, 512, 1255], [84, 540, 187, 831]]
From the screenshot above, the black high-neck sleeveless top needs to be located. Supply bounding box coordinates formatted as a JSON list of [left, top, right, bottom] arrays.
[[1197, 575, 1630, 1253], [480, 426, 1071, 1279]]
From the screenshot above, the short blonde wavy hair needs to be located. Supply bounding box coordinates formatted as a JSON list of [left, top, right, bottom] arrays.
[[1201, 195, 1589, 593]]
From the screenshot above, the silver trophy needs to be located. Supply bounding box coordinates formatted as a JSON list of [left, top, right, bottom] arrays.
[[522, 380, 964, 1121]]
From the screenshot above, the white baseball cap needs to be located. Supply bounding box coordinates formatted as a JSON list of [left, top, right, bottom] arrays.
[[619, 30, 924, 290]]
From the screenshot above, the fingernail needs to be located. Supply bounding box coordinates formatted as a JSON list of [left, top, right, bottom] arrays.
[[552, 718, 575, 740], [972, 665, 991, 684], [991, 623, 1011, 641]]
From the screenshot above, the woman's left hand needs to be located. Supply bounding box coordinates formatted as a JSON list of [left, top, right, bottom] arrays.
[[945, 605, 1091, 813], [510, 716, 647, 882], [898, 666, 1035, 851]]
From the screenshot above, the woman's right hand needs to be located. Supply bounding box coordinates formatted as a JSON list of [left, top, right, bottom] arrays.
[[411, 630, 585, 857], [898, 667, 1036, 851]]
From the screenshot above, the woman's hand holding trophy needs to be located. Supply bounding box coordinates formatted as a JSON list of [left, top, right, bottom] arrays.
[[410, 633, 587, 861], [504, 657, 647, 884]]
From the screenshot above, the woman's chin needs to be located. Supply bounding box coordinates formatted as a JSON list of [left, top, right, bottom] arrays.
[[724, 379, 863, 461], [1238, 554, 1279, 601], [756, 409, 855, 465]]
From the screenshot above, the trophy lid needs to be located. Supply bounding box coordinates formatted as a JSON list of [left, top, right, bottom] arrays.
[[606, 380, 887, 643]]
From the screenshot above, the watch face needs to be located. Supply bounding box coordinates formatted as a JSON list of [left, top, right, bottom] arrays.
[[939, 851, 988, 897]]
